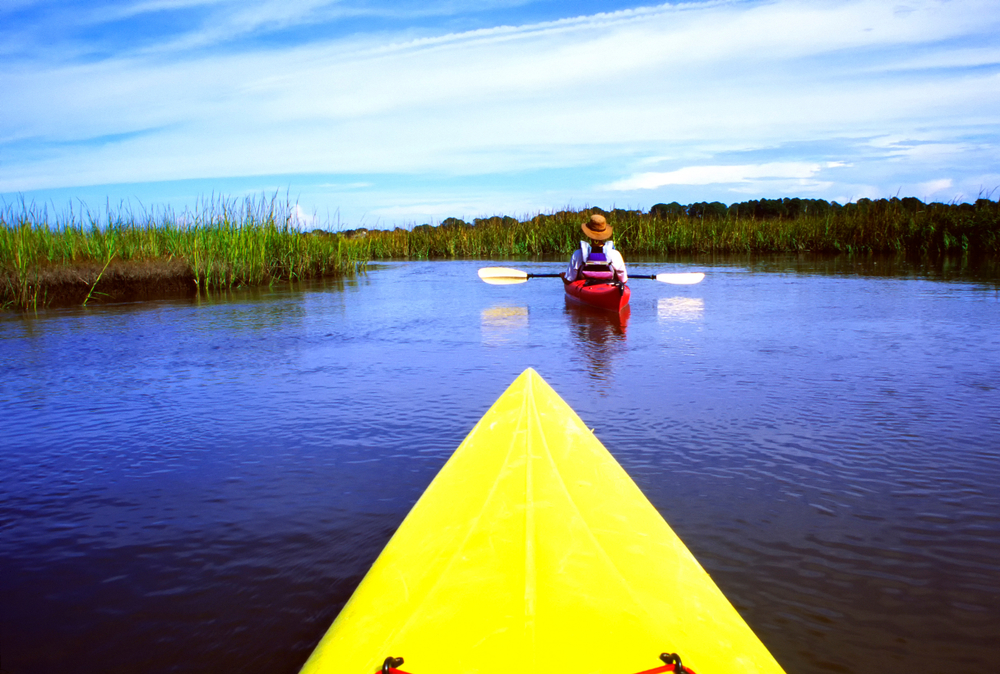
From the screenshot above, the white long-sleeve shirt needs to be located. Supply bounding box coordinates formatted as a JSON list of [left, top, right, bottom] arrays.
[[564, 243, 628, 282]]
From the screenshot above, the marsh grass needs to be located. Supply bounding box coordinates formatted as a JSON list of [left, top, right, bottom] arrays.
[[344, 197, 1000, 260], [5, 194, 998, 311], [1, 195, 366, 310]]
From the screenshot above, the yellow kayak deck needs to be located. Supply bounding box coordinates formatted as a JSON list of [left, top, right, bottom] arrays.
[[301, 368, 785, 674]]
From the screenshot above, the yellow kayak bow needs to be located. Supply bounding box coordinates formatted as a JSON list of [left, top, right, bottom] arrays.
[[301, 368, 785, 674]]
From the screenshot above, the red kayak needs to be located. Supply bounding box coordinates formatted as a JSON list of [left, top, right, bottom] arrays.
[[563, 278, 630, 312]]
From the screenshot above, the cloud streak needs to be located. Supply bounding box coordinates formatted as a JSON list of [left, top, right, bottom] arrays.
[[2, 0, 999, 223], [605, 163, 835, 190]]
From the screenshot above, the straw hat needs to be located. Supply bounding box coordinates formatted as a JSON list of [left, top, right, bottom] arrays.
[[581, 214, 612, 240]]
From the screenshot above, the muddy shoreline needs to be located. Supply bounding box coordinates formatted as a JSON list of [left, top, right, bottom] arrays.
[[4, 259, 204, 308]]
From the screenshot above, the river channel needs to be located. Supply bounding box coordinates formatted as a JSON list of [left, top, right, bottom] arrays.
[[2, 257, 999, 674]]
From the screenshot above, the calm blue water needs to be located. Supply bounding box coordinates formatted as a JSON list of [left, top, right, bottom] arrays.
[[2, 258, 999, 673]]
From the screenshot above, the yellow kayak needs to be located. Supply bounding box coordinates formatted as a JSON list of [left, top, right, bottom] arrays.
[[301, 368, 785, 674]]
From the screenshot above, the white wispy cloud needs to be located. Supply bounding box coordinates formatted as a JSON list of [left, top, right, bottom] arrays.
[[917, 178, 953, 195], [79, 0, 539, 54], [2, 0, 999, 222], [97, 0, 230, 21], [605, 163, 831, 190], [290, 203, 319, 228]]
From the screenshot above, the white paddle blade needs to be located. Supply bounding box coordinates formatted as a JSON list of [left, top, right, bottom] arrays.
[[654, 272, 705, 285], [478, 267, 530, 285]]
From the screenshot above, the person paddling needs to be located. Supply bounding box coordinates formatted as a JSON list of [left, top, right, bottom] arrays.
[[563, 214, 628, 284]]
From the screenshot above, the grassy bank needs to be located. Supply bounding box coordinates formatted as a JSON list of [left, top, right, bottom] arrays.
[[343, 197, 1000, 259], [1, 196, 365, 311], [5, 194, 998, 311]]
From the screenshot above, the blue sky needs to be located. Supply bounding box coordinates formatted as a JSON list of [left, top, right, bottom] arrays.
[[3, 0, 999, 228]]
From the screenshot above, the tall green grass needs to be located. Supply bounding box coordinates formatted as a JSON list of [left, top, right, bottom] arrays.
[[343, 197, 1000, 259], [5, 194, 998, 310], [1, 195, 366, 310]]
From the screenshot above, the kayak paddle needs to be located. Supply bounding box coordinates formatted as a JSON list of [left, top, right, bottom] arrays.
[[478, 267, 705, 285]]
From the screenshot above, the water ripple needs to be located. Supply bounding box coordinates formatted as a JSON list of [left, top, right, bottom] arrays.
[[2, 260, 999, 673]]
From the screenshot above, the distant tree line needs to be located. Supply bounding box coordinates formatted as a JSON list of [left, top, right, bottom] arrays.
[[336, 196, 1000, 257], [404, 197, 996, 228], [646, 196, 984, 221]]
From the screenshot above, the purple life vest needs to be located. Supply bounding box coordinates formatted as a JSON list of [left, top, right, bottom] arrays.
[[580, 241, 616, 281]]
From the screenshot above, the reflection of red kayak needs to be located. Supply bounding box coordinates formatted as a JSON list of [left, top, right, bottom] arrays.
[[563, 279, 630, 312]]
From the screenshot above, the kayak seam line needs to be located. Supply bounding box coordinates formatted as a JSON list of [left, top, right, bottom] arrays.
[[532, 396, 655, 626], [524, 376, 538, 666], [377, 385, 528, 655]]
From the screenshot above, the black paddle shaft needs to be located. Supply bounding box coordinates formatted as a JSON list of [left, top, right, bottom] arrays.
[[525, 273, 655, 279]]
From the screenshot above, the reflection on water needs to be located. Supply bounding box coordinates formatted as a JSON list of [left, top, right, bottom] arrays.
[[2, 257, 1000, 674], [481, 305, 528, 345], [657, 296, 705, 322], [563, 299, 629, 388]]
